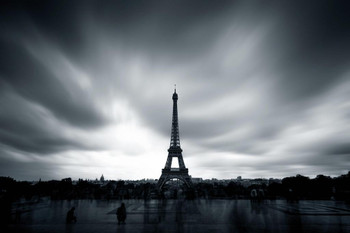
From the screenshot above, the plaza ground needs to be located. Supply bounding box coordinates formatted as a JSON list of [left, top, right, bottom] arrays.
[[4, 199, 350, 233]]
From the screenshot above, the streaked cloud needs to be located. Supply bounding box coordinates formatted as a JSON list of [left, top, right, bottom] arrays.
[[0, 0, 349, 180]]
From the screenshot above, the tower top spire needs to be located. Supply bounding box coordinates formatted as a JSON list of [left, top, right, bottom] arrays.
[[170, 86, 180, 148], [172, 84, 178, 100]]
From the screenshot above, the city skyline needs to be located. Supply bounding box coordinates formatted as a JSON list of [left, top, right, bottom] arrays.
[[0, 1, 350, 181]]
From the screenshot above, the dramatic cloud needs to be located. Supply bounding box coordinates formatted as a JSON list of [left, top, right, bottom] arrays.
[[0, 0, 349, 180]]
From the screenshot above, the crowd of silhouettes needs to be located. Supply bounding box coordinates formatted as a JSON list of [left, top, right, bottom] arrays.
[[64, 205, 127, 225], [1, 172, 350, 224]]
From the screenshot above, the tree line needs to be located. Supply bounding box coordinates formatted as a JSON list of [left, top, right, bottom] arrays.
[[0, 172, 349, 202]]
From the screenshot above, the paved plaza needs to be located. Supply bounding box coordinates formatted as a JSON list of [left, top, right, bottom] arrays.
[[4, 199, 350, 233]]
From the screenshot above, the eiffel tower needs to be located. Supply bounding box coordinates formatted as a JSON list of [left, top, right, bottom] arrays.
[[157, 87, 193, 190]]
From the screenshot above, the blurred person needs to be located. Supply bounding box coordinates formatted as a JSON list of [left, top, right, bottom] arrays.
[[116, 203, 127, 224], [66, 207, 77, 223]]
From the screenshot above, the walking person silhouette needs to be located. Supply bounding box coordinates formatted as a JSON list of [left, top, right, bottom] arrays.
[[116, 203, 127, 225], [66, 207, 77, 223]]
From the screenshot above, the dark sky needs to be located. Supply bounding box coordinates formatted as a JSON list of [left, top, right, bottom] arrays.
[[0, 0, 350, 180]]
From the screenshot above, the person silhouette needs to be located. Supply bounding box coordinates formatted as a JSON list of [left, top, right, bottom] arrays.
[[66, 207, 77, 223], [116, 203, 127, 224]]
